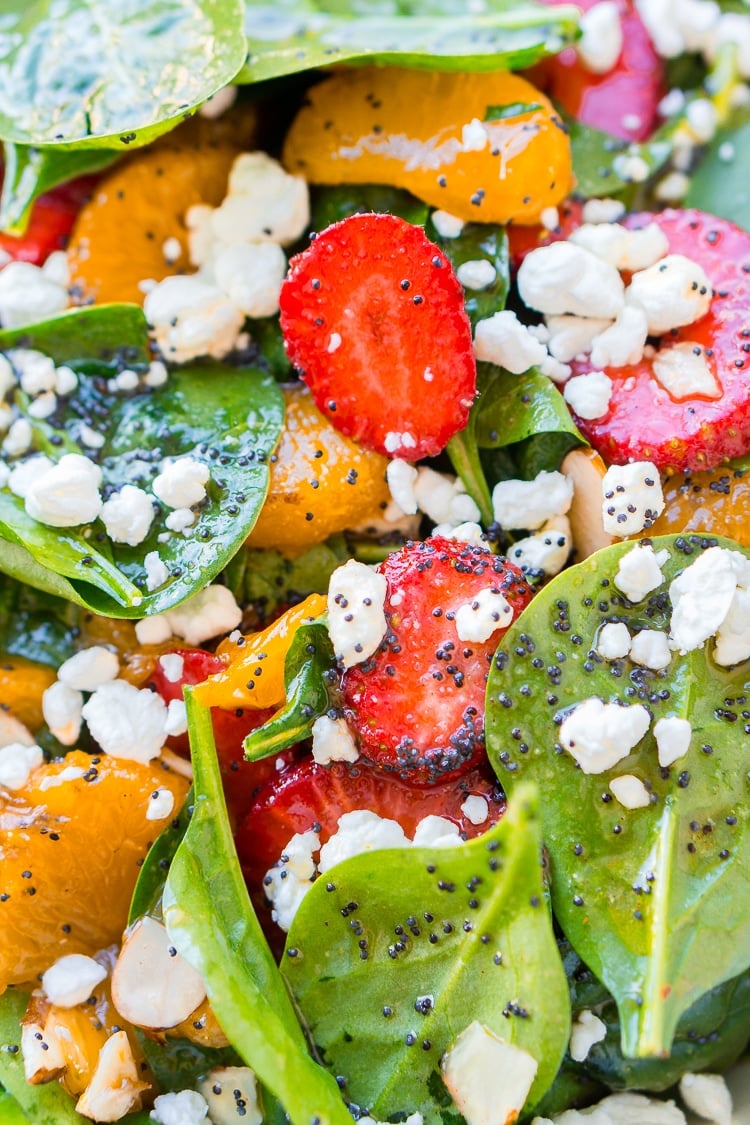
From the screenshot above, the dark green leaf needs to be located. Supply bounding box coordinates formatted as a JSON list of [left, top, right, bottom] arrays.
[[239, 3, 580, 83], [224, 536, 349, 618], [243, 619, 335, 760], [685, 116, 750, 232], [0, 305, 284, 616], [567, 117, 673, 201], [248, 316, 294, 381], [129, 791, 193, 923], [284, 783, 570, 1121], [513, 429, 582, 479], [310, 184, 429, 232], [0, 1, 247, 148], [484, 101, 543, 120], [474, 363, 584, 453], [0, 143, 119, 235], [163, 691, 352, 1125], [0, 571, 81, 668], [426, 219, 510, 328], [487, 534, 750, 1058]]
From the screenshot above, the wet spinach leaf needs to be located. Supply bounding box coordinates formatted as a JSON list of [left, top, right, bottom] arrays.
[[284, 784, 570, 1121], [475, 364, 582, 452], [224, 536, 349, 618], [487, 534, 750, 1059], [240, 2, 580, 84], [426, 218, 510, 328], [0, 572, 81, 668], [163, 691, 351, 1125], [0, 305, 284, 617], [0, 1, 246, 149], [567, 118, 673, 201], [310, 184, 429, 232], [0, 143, 119, 235], [129, 791, 194, 924], [685, 114, 750, 232]]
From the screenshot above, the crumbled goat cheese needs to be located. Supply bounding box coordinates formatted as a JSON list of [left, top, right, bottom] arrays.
[[612, 152, 651, 183], [0, 260, 69, 329], [507, 518, 571, 577], [327, 559, 388, 668], [679, 1072, 733, 1125], [654, 716, 692, 768], [101, 484, 155, 546], [563, 371, 612, 420], [559, 698, 650, 774], [492, 470, 573, 531], [517, 241, 625, 320], [601, 461, 665, 536], [15, 348, 57, 395], [570, 222, 669, 272], [165, 507, 196, 533], [629, 629, 671, 671], [161, 237, 182, 265], [199, 84, 238, 118], [708, 13, 750, 80], [199, 1066, 262, 1125], [668, 547, 750, 654], [144, 550, 170, 592], [533, 1090, 688, 1125], [652, 342, 720, 400], [164, 699, 188, 739], [112, 369, 140, 393], [81, 680, 167, 763], [264, 829, 320, 931], [431, 210, 465, 238], [135, 616, 173, 646], [159, 653, 185, 683], [609, 773, 651, 809], [455, 586, 513, 643], [210, 241, 287, 317], [150, 1090, 210, 1125], [149, 584, 243, 647], [461, 795, 489, 825], [412, 815, 462, 847], [433, 521, 486, 546], [2, 417, 33, 457], [540, 206, 560, 232], [616, 551, 668, 612], [715, 585, 750, 666], [28, 391, 57, 419], [144, 360, 168, 388], [144, 275, 244, 363], [58, 645, 120, 692], [311, 715, 360, 765], [655, 170, 691, 204], [209, 152, 310, 247], [413, 466, 480, 526], [79, 424, 105, 449], [146, 787, 176, 821], [582, 198, 626, 224], [569, 1009, 607, 1063], [596, 622, 631, 660], [25, 453, 103, 528], [383, 430, 417, 455], [589, 305, 649, 368], [686, 97, 718, 143], [318, 810, 410, 873], [457, 259, 497, 290], [577, 1, 623, 73], [0, 742, 43, 790], [386, 459, 419, 515], [7, 454, 55, 498], [545, 315, 614, 363], [474, 310, 549, 374], [462, 117, 489, 150], [42, 953, 108, 1008], [626, 254, 712, 335], [153, 456, 210, 509], [441, 1021, 538, 1125], [42, 681, 83, 746]]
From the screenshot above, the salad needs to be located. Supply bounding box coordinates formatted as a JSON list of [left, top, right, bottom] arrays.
[[2, 0, 750, 1123]]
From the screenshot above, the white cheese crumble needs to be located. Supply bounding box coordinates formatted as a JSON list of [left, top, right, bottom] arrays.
[[144, 275, 244, 364], [457, 259, 497, 290], [654, 716, 692, 768], [15, 348, 57, 395], [42, 953, 107, 1008], [42, 681, 84, 745], [318, 810, 409, 873], [492, 470, 573, 531], [577, 0, 622, 73], [589, 305, 649, 368], [199, 84, 237, 118], [533, 1090, 688, 1125], [327, 559, 388, 668], [144, 550, 170, 592], [570, 222, 669, 272], [461, 794, 489, 825], [153, 456, 210, 509], [441, 1021, 538, 1125], [582, 198, 626, 224], [264, 829, 320, 931], [164, 699, 188, 738], [101, 485, 155, 546], [147, 585, 243, 647], [507, 518, 571, 577], [627, 254, 712, 335], [159, 653, 185, 683], [386, 459, 419, 515], [58, 646, 120, 692], [81, 680, 167, 763], [7, 454, 55, 498], [545, 315, 614, 363], [559, 698, 650, 774], [461, 117, 489, 151], [679, 1072, 733, 1125], [596, 622, 631, 660], [413, 466, 481, 527], [0, 742, 43, 790], [601, 461, 665, 536], [668, 547, 747, 654], [165, 507, 196, 533], [431, 210, 465, 238], [569, 1009, 607, 1063], [411, 815, 462, 848], [25, 454, 103, 528], [150, 1090, 210, 1125], [517, 241, 625, 320], [210, 241, 287, 318], [2, 418, 33, 457], [563, 370, 612, 420], [629, 629, 671, 671], [455, 587, 513, 643], [614, 544, 667, 602], [146, 787, 176, 821], [473, 310, 548, 374], [210, 152, 310, 247], [652, 341, 720, 400], [609, 773, 651, 809], [0, 260, 69, 329], [311, 714, 360, 765]]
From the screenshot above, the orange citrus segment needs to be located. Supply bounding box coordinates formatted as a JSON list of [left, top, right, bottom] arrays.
[[636, 465, 750, 548], [282, 67, 573, 224], [0, 752, 189, 992], [0, 654, 56, 732], [247, 384, 391, 557]]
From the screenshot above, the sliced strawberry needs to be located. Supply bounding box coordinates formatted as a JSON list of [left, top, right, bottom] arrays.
[[279, 212, 477, 460], [341, 536, 532, 783], [235, 754, 505, 894], [569, 209, 750, 473], [0, 175, 96, 265], [508, 197, 584, 272]]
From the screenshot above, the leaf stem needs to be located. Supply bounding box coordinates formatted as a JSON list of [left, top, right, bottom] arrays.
[[447, 430, 493, 526]]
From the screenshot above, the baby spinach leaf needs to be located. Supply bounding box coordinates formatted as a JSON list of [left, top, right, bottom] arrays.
[[163, 691, 352, 1125], [310, 184, 429, 232], [129, 790, 194, 924], [0, 305, 284, 616], [224, 536, 348, 618], [0, 143, 119, 235], [475, 364, 582, 451], [567, 118, 673, 201], [426, 219, 510, 328], [240, 2, 580, 83], [243, 618, 335, 760], [0, 571, 82, 668], [0, 1092, 29, 1124], [0, 1, 246, 149], [283, 784, 570, 1121], [685, 115, 750, 232], [486, 534, 750, 1059]]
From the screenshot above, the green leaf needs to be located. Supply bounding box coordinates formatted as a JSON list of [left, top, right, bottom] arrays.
[[163, 691, 352, 1125], [0, 143, 119, 235], [239, 2, 580, 83], [310, 183, 429, 232], [0, 1, 247, 149], [283, 784, 570, 1121], [685, 114, 750, 232], [0, 305, 284, 616], [0, 990, 81, 1124], [243, 618, 335, 760], [484, 101, 544, 120], [426, 219, 510, 328], [486, 534, 750, 1058], [129, 790, 193, 924], [0, 1091, 30, 1125], [225, 537, 349, 618], [474, 363, 585, 457], [567, 117, 673, 201], [0, 571, 81, 668]]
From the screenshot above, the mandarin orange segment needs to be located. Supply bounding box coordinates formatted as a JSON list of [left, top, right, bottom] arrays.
[[636, 465, 750, 548], [247, 384, 391, 557], [0, 654, 56, 732], [282, 67, 572, 224], [0, 751, 189, 992], [67, 113, 257, 306]]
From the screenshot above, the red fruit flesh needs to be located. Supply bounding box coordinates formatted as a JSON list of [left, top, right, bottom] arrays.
[[570, 209, 750, 473], [279, 212, 477, 460], [341, 537, 533, 782], [0, 175, 96, 265]]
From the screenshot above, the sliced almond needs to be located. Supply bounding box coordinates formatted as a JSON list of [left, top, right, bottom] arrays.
[[111, 915, 206, 1030], [441, 1020, 538, 1125], [21, 1012, 66, 1084], [199, 1066, 262, 1125], [561, 446, 613, 560], [75, 1030, 149, 1122]]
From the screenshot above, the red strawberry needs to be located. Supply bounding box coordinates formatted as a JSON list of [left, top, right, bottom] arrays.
[[341, 536, 532, 782], [235, 755, 505, 895], [0, 175, 96, 265], [279, 212, 477, 460], [568, 209, 750, 473]]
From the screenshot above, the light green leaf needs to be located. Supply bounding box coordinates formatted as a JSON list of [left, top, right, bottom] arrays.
[[0, 143, 119, 235], [685, 114, 750, 232]]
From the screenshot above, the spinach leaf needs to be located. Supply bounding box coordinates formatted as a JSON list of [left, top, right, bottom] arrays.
[[243, 619, 335, 760], [426, 218, 510, 328], [240, 2, 580, 83], [310, 184, 429, 232], [163, 691, 352, 1125], [0, 306, 284, 616], [486, 534, 750, 1058], [0, 1, 246, 149], [567, 117, 673, 201], [475, 364, 582, 451], [0, 990, 84, 1124], [224, 536, 349, 618], [0, 143, 118, 235], [685, 114, 750, 232], [0, 571, 81, 667], [284, 784, 570, 1121], [0, 1091, 30, 1125], [129, 791, 194, 924]]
